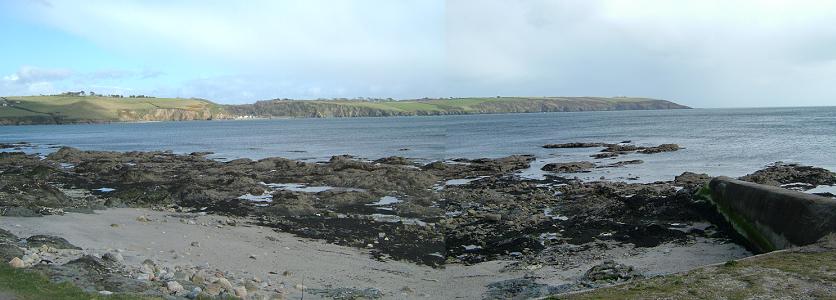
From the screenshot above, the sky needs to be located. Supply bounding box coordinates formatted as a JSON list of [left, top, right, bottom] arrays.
[[1, 0, 836, 107]]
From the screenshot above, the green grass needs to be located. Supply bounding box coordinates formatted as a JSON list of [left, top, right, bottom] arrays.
[[0, 264, 157, 300], [319, 97, 661, 114], [552, 245, 836, 299], [0, 95, 223, 123]]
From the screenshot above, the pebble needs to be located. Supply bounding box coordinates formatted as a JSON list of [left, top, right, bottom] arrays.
[[136, 215, 150, 222], [190, 241, 200, 247], [249, 254, 257, 259], [8, 257, 24, 268], [98, 290, 113, 295]]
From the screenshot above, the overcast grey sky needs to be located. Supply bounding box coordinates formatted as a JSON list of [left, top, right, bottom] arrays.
[[2, 0, 836, 107]]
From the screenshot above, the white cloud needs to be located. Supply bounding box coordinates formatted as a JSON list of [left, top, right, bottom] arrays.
[[7, 0, 836, 106], [446, 0, 836, 107], [3, 66, 73, 84]]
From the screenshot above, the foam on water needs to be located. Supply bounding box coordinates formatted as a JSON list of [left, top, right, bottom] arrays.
[[368, 196, 402, 206], [238, 193, 272, 202], [264, 183, 366, 193]]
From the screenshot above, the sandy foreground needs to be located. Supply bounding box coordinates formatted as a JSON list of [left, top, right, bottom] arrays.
[[0, 208, 749, 299]]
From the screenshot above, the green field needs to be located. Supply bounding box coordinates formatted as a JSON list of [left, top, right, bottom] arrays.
[[226, 96, 689, 118], [0, 95, 224, 124], [318, 97, 659, 113]]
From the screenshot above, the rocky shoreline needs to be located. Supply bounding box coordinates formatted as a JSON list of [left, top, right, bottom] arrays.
[[1, 141, 835, 299]]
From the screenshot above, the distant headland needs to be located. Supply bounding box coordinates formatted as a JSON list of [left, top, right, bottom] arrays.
[[0, 93, 690, 125]]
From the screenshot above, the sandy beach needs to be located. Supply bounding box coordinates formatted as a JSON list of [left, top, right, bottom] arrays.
[[0, 208, 750, 299]]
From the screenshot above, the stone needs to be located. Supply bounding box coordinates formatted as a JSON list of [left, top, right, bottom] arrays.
[[98, 291, 113, 296], [140, 262, 155, 274], [245, 280, 260, 292], [102, 252, 124, 263], [233, 286, 248, 298], [190, 241, 200, 247], [166, 281, 184, 294], [190, 272, 206, 285], [204, 283, 222, 296], [484, 213, 502, 222], [186, 287, 202, 299], [8, 257, 24, 268], [217, 277, 234, 291]]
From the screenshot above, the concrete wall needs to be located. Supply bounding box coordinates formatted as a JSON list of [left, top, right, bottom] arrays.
[[709, 176, 836, 252]]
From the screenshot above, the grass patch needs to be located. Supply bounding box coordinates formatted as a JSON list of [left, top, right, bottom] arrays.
[[0, 264, 157, 300], [552, 243, 836, 299]]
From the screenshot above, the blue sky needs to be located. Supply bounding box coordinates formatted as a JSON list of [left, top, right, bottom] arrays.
[[1, 0, 836, 107]]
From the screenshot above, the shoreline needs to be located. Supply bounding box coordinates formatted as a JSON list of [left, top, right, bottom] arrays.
[[0, 208, 749, 299], [1, 142, 834, 299]]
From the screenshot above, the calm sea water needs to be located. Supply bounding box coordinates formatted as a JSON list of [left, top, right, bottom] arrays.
[[2, 107, 835, 182]]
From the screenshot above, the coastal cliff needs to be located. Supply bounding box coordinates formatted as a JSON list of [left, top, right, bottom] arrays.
[[225, 97, 690, 118], [0, 95, 689, 125]]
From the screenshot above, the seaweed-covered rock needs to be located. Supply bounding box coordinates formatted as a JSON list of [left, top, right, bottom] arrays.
[[740, 162, 836, 188], [543, 142, 605, 149], [541, 161, 594, 173], [638, 143, 680, 154], [25, 235, 82, 250]]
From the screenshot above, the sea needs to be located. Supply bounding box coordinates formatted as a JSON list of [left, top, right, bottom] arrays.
[[2, 106, 835, 184]]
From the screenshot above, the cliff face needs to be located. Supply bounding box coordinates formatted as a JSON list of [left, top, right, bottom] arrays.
[[118, 108, 226, 122], [225, 97, 690, 118]]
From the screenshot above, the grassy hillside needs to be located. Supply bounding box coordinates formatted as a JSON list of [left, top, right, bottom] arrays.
[[0, 95, 226, 125], [0, 95, 690, 125], [226, 96, 690, 118]]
